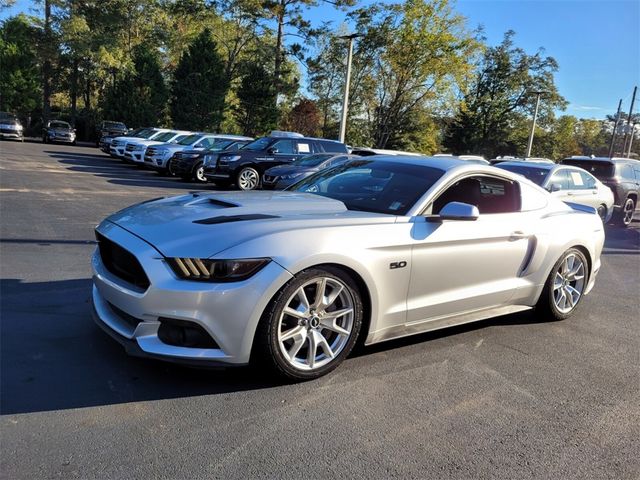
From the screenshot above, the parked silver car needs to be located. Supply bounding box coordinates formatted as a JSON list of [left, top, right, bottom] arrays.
[[496, 161, 614, 222], [93, 157, 604, 380]]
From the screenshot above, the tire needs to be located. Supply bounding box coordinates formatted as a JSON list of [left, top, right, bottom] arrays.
[[536, 248, 589, 321], [615, 197, 635, 227], [237, 166, 261, 191], [596, 204, 607, 222], [192, 162, 207, 183], [253, 266, 363, 381]]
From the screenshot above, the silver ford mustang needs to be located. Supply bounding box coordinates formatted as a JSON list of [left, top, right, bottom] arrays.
[[92, 157, 605, 380]]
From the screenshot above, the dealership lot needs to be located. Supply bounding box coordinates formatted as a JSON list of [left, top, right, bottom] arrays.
[[1, 141, 639, 479]]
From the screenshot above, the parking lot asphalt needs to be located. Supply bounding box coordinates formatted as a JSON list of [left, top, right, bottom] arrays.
[[1, 140, 639, 479]]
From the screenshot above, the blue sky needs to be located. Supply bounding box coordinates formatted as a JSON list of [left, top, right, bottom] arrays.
[[3, 0, 639, 119]]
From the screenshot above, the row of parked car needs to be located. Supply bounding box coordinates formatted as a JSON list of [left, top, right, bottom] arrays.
[[96, 125, 640, 227]]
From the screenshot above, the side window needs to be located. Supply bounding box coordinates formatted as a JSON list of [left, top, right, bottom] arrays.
[[432, 175, 521, 215], [579, 171, 597, 189], [320, 140, 347, 153], [620, 164, 635, 180], [296, 142, 312, 154], [272, 140, 294, 154], [548, 169, 570, 190], [567, 170, 587, 190], [634, 168, 640, 181]]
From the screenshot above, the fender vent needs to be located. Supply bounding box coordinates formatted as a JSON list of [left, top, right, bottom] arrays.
[[193, 214, 278, 225]]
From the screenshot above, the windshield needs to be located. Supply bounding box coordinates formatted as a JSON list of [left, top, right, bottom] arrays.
[[170, 135, 189, 144], [177, 134, 202, 145], [50, 121, 70, 129], [242, 137, 273, 151], [562, 160, 615, 179], [496, 165, 550, 186], [293, 154, 334, 167], [288, 160, 445, 215], [153, 131, 178, 142], [126, 128, 148, 137], [206, 139, 237, 152], [103, 121, 125, 129]]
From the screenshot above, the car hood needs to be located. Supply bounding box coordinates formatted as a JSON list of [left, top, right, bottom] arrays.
[[104, 191, 394, 258], [266, 165, 317, 176], [129, 139, 164, 147]]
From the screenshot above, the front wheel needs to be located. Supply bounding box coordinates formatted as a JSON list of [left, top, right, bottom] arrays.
[[237, 166, 260, 190], [536, 248, 589, 321], [193, 162, 207, 183], [253, 267, 363, 380], [596, 204, 607, 221]]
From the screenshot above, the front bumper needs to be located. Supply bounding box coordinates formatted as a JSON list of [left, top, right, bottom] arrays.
[[92, 222, 292, 365], [144, 153, 172, 169], [124, 150, 145, 163], [0, 130, 23, 140], [172, 157, 200, 176]]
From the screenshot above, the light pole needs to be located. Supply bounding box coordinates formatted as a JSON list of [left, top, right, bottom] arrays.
[[338, 33, 362, 144], [525, 91, 543, 158]]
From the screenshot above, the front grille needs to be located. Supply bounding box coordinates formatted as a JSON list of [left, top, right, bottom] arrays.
[[112, 139, 124, 147], [263, 175, 276, 183], [147, 147, 158, 156], [1, 127, 18, 134], [125, 144, 135, 151], [96, 232, 150, 290]]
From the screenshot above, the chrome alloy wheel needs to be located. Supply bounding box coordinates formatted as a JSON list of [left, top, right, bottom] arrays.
[[237, 167, 260, 190], [622, 198, 635, 226], [194, 164, 206, 182], [277, 276, 355, 371], [553, 253, 586, 314]]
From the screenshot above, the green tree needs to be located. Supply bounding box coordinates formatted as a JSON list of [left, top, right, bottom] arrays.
[[0, 15, 42, 115], [170, 29, 229, 131], [234, 62, 278, 136], [101, 44, 168, 126], [551, 115, 581, 158], [309, 0, 478, 149], [444, 30, 567, 158]]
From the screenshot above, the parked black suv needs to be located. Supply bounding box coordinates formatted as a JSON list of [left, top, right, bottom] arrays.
[[561, 156, 640, 226], [97, 121, 127, 146], [171, 138, 252, 183], [203, 131, 348, 190]]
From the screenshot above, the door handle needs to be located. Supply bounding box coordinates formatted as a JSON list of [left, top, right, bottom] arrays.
[[567, 192, 575, 196], [509, 231, 528, 240]]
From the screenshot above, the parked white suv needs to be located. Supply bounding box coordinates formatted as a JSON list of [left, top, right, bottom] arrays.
[[110, 128, 171, 159], [123, 130, 191, 164], [144, 133, 230, 173]]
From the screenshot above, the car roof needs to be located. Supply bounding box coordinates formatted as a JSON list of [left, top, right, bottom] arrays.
[[497, 161, 557, 170], [563, 156, 639, 164], [361, 155, 470, 171]]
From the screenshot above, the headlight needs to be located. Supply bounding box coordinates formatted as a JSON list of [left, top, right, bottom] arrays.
[[166, 257, 270, 282], [185, 153, 200, 158], [15, 124, 23, 131]]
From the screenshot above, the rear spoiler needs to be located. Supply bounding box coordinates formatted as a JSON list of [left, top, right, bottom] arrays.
[[564, 201, 597, 215]]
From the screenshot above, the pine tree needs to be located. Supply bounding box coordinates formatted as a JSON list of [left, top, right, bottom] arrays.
[[171, 29, 229, 131], [234, 62, 278, 136]]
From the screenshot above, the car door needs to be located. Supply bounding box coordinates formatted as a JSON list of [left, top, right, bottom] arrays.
[[406, 174, 533, 324], [262, 139, 296, 170]]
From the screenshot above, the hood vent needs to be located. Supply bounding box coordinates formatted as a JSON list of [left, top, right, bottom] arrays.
[[193, 214, 279, 225], [208, 198, 239, 208]]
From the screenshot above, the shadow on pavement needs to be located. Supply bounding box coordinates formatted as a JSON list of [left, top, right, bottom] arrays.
[[49, 152, 216, 191], [0, 278, 273, 415]]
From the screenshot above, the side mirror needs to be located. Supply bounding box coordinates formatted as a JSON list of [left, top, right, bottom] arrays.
[[548, 183, 562, 192], [267, 147, 278, 154], [438, 202, 479, 221]]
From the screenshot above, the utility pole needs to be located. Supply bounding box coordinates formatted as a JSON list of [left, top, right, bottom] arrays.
[[627, 122, 637, 157], [525, 91, 543, 158], [621, 86, 637, 157], [608, 99, 623, 158], [338, 33, 362, 144]]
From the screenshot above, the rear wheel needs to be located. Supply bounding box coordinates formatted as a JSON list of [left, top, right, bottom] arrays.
[[253, 267, 363, 380], [237, 167, 260, 190], [616, 197, 635, 227], [536, 248, 588, 321]]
